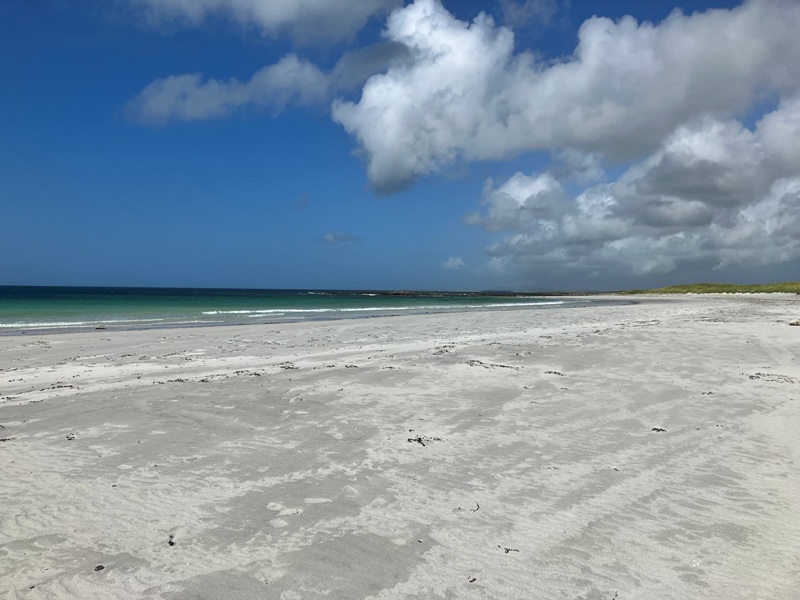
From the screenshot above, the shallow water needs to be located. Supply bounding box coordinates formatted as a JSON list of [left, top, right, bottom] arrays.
[[0, 286, 586, 333]]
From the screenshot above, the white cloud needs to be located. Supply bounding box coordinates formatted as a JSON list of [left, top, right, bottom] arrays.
[[551, 149, 605, 184], [122, 0, 800, 284], [470, 98, 800, 279], [464, 172, 565, 232], [333, 0, 800, 191], [132, 0, 401, 42], [126, 54, 328, 124], [443, 256, 465, 270], [333, 0, 517, 192], [127, 43, 411, 125]]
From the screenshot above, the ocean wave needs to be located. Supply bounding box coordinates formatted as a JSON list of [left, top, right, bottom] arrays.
[[0, 317, 169, 329], [0, 299, 590, 332], [201, 300, 575, 316]]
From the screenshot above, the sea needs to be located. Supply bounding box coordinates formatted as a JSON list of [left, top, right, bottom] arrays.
[[0, 286, 592, 334]]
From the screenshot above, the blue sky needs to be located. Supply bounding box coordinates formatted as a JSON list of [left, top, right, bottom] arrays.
[[2, 0, 798, 291]]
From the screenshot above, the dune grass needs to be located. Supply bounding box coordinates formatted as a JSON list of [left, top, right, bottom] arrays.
[[619, 282, 800, 294]]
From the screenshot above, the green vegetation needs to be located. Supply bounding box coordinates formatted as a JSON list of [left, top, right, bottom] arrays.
[[619, 282, 800, 294]]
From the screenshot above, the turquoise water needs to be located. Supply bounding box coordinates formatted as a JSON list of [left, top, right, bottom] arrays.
[[0, 286, 584, 333]]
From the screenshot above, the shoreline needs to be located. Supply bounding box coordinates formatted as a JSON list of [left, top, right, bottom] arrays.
[[1, 294, 798, 599], [0, 297, 632, 338]]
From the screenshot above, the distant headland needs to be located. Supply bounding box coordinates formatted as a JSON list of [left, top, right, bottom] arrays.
[[617, 282, 800, 294]]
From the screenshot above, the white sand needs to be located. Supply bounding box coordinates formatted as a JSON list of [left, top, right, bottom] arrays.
[[1, 295, 799, 599]]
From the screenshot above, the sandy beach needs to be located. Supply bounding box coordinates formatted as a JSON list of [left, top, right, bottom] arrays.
[[1, 295, 799, 600]]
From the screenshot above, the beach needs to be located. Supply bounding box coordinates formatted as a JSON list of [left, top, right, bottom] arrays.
[[1, 295, 798, 600]]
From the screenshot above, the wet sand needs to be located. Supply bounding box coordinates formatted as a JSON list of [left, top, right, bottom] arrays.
[[1, 295, 799, 599]]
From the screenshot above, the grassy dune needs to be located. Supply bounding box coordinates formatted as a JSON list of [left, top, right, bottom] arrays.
[[619, 282, 800, 294]]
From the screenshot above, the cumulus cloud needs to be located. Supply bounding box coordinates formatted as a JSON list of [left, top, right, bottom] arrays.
[[464, 172, 565, 232], [329, 42, 412, 92], [127, 43, 410, 125], [442, 256, 465, 270], [131, 0, 401, 42], [469, 98, 800, 279], [123, 0, 800, 284], [332, 0, 800, 191], [126, 54, 328, 124], [551, 150, 605, 184]]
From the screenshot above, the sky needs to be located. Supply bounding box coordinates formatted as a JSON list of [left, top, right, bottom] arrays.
[[2, 0, 799, 291]]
